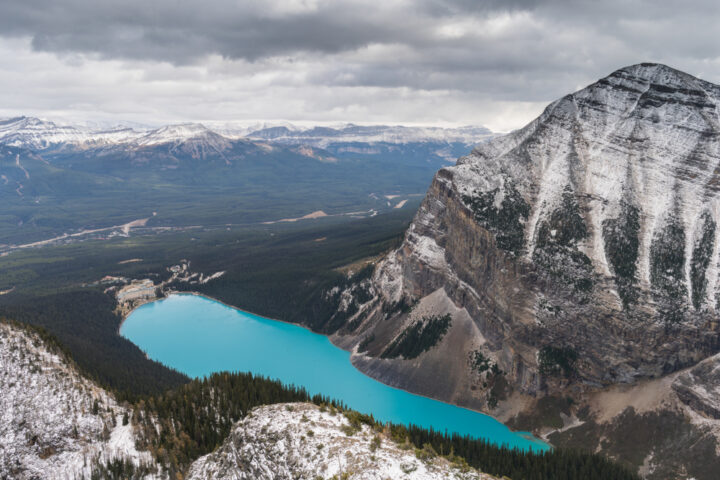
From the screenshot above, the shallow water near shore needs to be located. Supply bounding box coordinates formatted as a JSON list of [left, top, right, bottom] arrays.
[[121, 293, 548, 452]]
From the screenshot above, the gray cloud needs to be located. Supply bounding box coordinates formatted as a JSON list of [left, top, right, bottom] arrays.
[[0, 0, 718, 130], [1, 1, 419, 62]]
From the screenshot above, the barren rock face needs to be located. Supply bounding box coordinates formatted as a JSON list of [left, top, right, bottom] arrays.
[[338, 64, 720, 398], [673, 353, 720, 419], [186, 403, 495, 480]]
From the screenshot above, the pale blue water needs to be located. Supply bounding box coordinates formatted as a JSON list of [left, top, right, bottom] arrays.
[[121, 293, 548, 452]]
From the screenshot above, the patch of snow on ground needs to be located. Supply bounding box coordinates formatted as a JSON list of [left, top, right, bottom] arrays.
[[187, 403, 497, 480], [0, 322, 161, 479]]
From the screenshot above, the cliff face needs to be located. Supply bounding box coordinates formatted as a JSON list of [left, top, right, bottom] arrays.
[[333, 63, 720, 404]]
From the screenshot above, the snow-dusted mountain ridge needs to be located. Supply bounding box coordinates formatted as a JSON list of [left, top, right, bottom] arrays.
[[456, 62, 720, 306], [0, 116, 494, 151], [187, 403, 498, 480], [330, 63, 720, 407], [0, 116, 142, 150]]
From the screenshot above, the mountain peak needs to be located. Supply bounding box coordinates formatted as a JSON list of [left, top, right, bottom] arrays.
[[611, 62, 679, 77], [0, 115, 60, 129], [0, 116, 86, 149], [135, 123, 225, 146], [355, 64, 720, 401], [588, 62, 716, 98]]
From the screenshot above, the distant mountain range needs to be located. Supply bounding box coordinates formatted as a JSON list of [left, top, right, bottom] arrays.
[[244, 123, 494, 145], [0, 116, 493, 246], [0, 116, 494, 151], [0, 116, 139, 150]]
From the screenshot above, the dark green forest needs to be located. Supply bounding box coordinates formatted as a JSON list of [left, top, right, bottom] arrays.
[[0, 209, 415, 398], [134, 371, 641, 480], [0, 290, 188, 397], [0, 209, 643, 479], [381, 313, 452, 359]]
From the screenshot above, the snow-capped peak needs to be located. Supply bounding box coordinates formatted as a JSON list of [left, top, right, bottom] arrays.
[[245, 123, 495, 147], [0, 116, 143, 150], [0, 115, 496, 152], [0, 116, 85, 149], [134, 123, 225, 147]]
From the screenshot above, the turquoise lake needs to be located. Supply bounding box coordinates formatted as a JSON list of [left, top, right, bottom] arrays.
[[121, 293, 548, 452]]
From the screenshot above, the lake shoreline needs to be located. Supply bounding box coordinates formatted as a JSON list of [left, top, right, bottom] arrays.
[[120, 291, 549, 451], [118, 290, 321, 336]]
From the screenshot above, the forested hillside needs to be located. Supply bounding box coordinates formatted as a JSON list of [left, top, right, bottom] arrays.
[[135, 371, 641, 480]]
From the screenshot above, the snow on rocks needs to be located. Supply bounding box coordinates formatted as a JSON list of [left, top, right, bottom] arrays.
[[244, 124, 495, 148], [186, 403, 497, 480], [405, 231, 448, 271], [449, 63, 720, 311], [372, 250, 404, 304], [0, 322, 160, 479], [0, 116, 142, 150]]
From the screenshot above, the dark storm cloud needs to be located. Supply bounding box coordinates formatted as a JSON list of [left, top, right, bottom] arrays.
[[0, 0, 718, 129], [1, 1, 569, 64], [0, 1, 419, 63]]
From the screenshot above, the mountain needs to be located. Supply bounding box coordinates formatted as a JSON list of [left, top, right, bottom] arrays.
[[134, 123, 231, 149], [247, 123, 496, 165], [0, 321, 159, 479], [0, 117, 493, 246], [186, 403, 497, 480], [323, 64, 720, 479], [0, 116, 141, 150], [0, 116, 90, 149], [247, 123, 494, 145]]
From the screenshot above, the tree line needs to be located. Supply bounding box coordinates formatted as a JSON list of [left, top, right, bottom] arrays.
[[135, 370, 641, 480]]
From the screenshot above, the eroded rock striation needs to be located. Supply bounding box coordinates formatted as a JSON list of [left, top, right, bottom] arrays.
[[333, 63, 720, 406]]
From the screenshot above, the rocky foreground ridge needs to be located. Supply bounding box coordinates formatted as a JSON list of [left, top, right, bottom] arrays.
[[0, 321, 159, 479], [1, 321, 497, 480], [324, 64, 720, 478], [187, 403, 496, 480]]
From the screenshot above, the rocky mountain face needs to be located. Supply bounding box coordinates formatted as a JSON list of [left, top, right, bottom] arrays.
[[187, 403, 496, 480], [0, 321, 161, 479], [323, 64, 720, 478]]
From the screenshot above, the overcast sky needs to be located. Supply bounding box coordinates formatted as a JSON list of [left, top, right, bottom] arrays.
[[0, 0, 718, 131]]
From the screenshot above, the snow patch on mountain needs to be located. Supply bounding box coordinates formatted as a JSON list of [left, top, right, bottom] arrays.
[[187, 403, 496, 480], [453, 63, 720, 311], [0, 322, 161, 479], [246, 124, 495, 147], [0, 116, 142, 150]]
